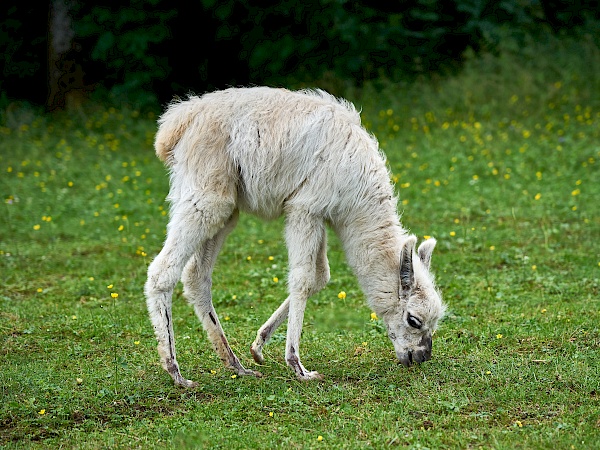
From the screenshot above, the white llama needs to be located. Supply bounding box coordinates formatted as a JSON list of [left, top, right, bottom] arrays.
[[145, 87, 445, 386]]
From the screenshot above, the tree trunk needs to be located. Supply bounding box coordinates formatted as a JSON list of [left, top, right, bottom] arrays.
[[47, 0, 83, 110]]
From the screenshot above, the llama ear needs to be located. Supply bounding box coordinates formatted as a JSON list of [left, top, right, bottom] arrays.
[[399, 235, 417, 295], [417, 238, 436, 270]]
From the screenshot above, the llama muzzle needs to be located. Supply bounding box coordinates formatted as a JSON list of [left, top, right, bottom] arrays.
[[397, 333, 432, 367]]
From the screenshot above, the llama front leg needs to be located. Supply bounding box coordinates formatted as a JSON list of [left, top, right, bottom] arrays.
[[252, 292, 323, 379], [283, 210, 328, 380], [286, 292, 324, 380], [251, 228, 329, 365], [251, 298, 290, 364]]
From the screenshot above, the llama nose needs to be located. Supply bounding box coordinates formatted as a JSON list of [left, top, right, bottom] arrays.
[[419, 333, 432, 353], [411, 349, 430, 364], [397, 349, 431, 366], [397, 351, 413, 367], [397, 339, 433, 367]]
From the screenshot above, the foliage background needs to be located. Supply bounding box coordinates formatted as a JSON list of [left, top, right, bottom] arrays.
[[2, 0, 600, 109]]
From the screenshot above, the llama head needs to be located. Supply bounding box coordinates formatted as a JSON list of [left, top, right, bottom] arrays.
[[382, 235, 446, 367]]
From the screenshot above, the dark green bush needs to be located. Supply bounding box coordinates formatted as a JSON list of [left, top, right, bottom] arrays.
[[1, 0, 599, 108]]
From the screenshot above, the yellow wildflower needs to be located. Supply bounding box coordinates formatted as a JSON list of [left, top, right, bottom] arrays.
[[338, 291, 346, 300]]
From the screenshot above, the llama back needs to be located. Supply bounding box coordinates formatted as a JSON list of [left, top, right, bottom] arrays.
[[215, 87, 391, 220], [224, 88, 362, 217], [155, 87, 360, 164], [154, 87, 393, 221]]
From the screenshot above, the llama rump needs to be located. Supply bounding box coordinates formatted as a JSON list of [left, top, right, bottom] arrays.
[[145, 87, 446, 386]]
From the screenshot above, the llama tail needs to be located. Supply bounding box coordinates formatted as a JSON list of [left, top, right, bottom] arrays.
[[154, 97, 200, 166]]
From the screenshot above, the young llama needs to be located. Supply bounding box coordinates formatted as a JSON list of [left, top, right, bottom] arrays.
[[145, 87, 445, 386]]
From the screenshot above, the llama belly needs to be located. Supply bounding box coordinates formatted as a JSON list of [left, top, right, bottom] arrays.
[[236, 187, 286, 220], [236, 166, 313, 220]]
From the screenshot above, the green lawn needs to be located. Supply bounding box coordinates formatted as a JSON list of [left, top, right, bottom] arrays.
[[1, 59, 599, 448]]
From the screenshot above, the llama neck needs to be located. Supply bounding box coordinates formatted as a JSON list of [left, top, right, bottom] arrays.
[[334, 203, 407, 312]]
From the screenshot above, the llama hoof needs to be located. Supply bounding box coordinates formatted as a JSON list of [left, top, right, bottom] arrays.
[[174, 378, 198, 389], [250, 345, 265, 364], [232, 362, 263, 378], [297, 371, 324, 381], [238, 368, 263, 378]]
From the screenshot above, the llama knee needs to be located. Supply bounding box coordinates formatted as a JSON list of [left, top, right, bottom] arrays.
[[145, 256, 180, 295], [288, 265, 324, 296], [316, 264, 331, 291], [182, 269, 212, 303], [181, 258, 198, 288]]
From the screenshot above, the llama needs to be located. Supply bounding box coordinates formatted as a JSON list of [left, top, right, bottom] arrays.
[[145, 87, 445, 386]]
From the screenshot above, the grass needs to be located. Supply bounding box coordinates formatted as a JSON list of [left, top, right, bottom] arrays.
[[1, 38, 599, 448]]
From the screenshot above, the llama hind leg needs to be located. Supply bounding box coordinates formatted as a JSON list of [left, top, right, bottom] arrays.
[[182, 211, 261, 377], [145, 230, 199, 388], [251, 230, 329, 365], [145, 196, 235, 387]]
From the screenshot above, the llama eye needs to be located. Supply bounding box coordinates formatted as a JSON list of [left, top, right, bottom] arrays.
[[407, 314, 422, 329]]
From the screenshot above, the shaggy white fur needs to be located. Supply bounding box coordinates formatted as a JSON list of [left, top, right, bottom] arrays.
[[145, 87, 446, 385]]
